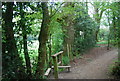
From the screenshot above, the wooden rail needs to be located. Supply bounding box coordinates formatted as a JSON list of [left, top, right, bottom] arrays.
[[44, 51, 71, 79], [44, 68, 51, 76], [51, 51, 71, 79], [52, 66, 71, 72], [51, 51, 63, 79], [51, 51, 63, 57]]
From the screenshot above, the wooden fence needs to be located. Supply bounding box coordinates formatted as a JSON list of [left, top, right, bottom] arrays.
[[44, 51, 71, 79]]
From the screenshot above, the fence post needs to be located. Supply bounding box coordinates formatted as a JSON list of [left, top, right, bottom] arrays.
[[67, 44, 70, 59], [53, 56, 58, 79], [60, 53, 63, 65], [69, 44, 72, 61]]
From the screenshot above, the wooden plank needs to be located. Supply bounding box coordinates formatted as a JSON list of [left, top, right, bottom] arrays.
[[52, 66, 71, 68], [44, 68, 51, 76], [58, 66, 71, 68], [58, 66, 71, 72], [57, 61, 61, 65], [52, 65, 71, 72], [51, 51, 63, 57]]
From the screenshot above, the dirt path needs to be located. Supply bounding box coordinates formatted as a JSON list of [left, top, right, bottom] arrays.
[[49, 45, 118, 79], [58, 49, 117, 79]]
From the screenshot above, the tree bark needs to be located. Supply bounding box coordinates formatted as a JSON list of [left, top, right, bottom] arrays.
[[62, 3, 75, 57], [118, 30, 120, 61], [48, 33, 52, 67], [107, 9, 110, 50], [36, 2, 50, 79], [2, 2, 25, 79], [19, 3, 32, 78], [93, 3, 105, 42], [85, 1, 88, 14], [95, 30, 99, 42], [112, 12, 117, 43], [117, 2, 120, 61]]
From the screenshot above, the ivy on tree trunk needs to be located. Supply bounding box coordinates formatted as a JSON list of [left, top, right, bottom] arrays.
[[36, 2, 50, 79], [2, 2, 25, 79], [19, 3, 32, 78]]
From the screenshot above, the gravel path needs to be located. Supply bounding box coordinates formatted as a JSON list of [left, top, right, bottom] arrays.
[[58, 49, 118, 79]]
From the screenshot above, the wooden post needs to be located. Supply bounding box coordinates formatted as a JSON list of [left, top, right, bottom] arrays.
[[53, 56, 58, 79], [67, 44, 70, 59], [60, 53, 63, 65], [51, 51, 63, 79], [69, 44, 72, 61], [67, 44, 71, 65]]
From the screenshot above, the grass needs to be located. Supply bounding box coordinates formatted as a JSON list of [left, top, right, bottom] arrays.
[[96, 41, 108, 44], [95, 41, 108, 47]]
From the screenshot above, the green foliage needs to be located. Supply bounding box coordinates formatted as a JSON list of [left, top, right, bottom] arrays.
[[98, 28, 109, 41], [110, 61, 120, 78], [3, 2, 120, 79], [50, 15, 64, 54], [107, 2, 120, 47], [96, 41, 108, 44], [62, 56, 70, 65], [74, 10, 97, 54]]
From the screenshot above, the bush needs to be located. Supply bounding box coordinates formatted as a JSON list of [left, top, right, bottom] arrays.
[[73, 13, 97, 55], [62, 56, 70, 65], [111, 61, 120, 78]]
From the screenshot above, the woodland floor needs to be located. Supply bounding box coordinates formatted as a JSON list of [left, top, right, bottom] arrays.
[[49, 44, 118, 79]]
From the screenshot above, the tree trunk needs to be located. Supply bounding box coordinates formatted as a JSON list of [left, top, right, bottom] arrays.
[[112, 12, 117, 43], [48, 33, 52, 67], [23, 32, 32, 78], [19, 3, 32, 78], [95, 18, 101, 42], [107, 9, 110, 50], [62, 3, 75, 57], [93, 3, 104, 42], [0, 19, 1, 80], [118, 33, 120, 61], [118, 2, 120, 61], [62, 23, 68, 56], [36, 2, 50, 79], [95, 30, 99, 42], [2, 2, 25, 79], [85, 1, 88, 14]]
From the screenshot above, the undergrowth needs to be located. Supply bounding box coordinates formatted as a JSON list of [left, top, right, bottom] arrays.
[[110, 61, 120, 79]]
